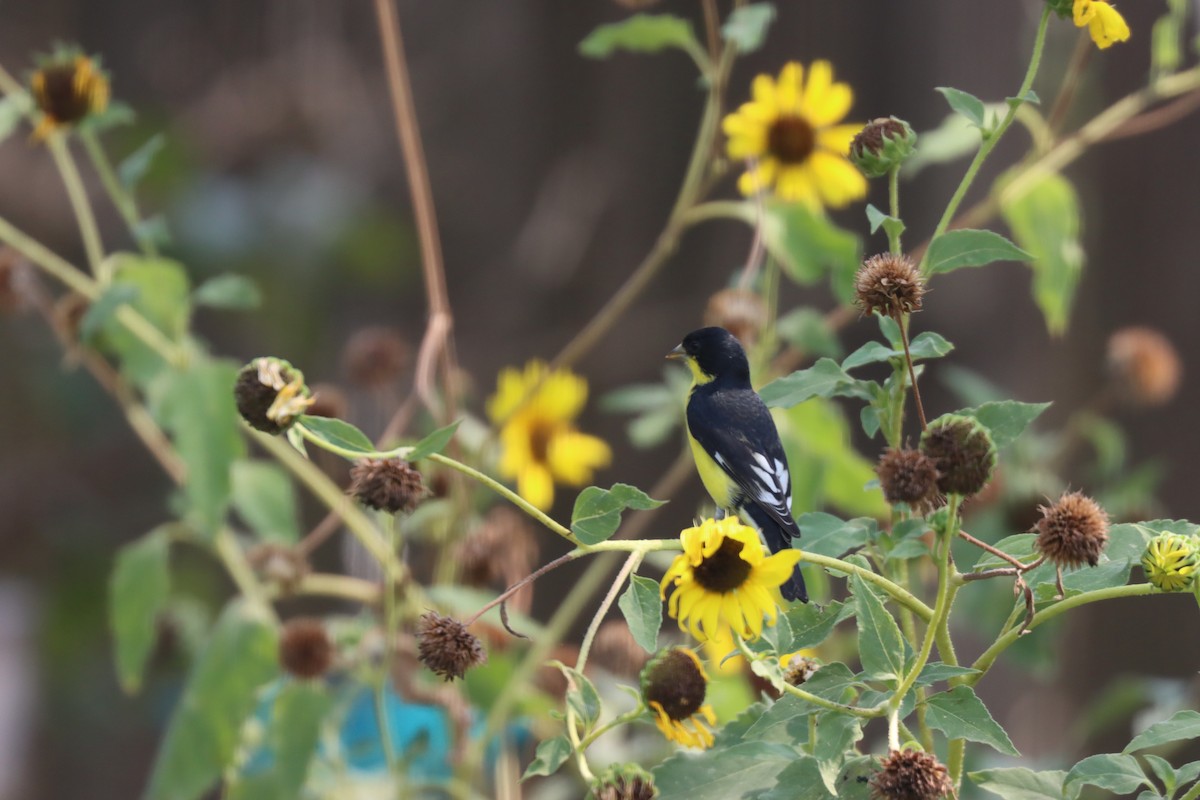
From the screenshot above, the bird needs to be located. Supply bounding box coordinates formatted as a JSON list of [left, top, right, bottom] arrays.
[[667, 326, 808, 602]]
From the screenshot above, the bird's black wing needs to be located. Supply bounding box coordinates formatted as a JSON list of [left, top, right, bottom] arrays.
[[687, 386, 800, 539]]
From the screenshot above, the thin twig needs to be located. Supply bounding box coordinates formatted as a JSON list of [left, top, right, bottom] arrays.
[[895, 312, 927, 431], [464, 551, 577, 627]]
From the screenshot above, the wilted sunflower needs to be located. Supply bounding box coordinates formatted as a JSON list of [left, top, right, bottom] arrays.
[[660, 517, 802, 642], [487, 360, 611, 511], [30, 50, 110, 140], [722, 60, 866, 209], [640, 647, 717, 749]]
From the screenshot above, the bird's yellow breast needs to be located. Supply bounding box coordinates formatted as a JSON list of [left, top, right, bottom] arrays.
[[687, 432, 738, 508]]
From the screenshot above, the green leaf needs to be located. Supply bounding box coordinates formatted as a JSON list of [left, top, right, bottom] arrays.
[[721, 3, 776, 53], [79, 283, 140, 343], [1001, 172, 1083, 334], [0, 93, 31, 143], [297, 416, 375, 455], [228, 682, 332, 800], [972, 533, 1038, 570], [759, 755, 836, 800], [925, 229, 1032, 275], [761, 358, 873, 408], [797, 661, 859, 704], [796, 513, 872, 559], [778, 599, 846, 652], [925, 685, 1019, 756], [230, 461, 300, 543], [192, 273, 262, 310], [851, 573, 906, 682], [742, 694, 816, 743], [841, 332, 953, 371], [1142, 754, 1177, 797], [1064, 753, 1151, 799], [570, 483, 665, 545], [109, 528, 171, 693], [756, 202, 862, 297], [865, 204, 906, 241], [407, 420, 461, 461], [521, 735, 572, 780], [1124, 710, 1200, 753], [958, 400, 1051, 449], [903, 113, 982, 177], [916, 662, 981, 685], [579, 14, 703, 60], [776, 308, 843, 359], [151, 358, 245, 536], [118, 133, 165, 189], [970, 767, 1067, 799], [618, 574, 662, 653], [144, 601, 279, 800], [558, 665, 601, 729], [936, 86, 987, 128], [653, 742, 797, 800], [96, 254, 191, 387]]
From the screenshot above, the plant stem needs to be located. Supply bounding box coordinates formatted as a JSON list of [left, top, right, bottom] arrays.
[[800, 551, 934, 621], [731, 636, 882, 718], [577, 551, 642, 672], [918, 5, 1051, 275], [896, 312, 928, 431], [578, 703, 647, 750], [214, 529, 277, 623], [284, 573, 381, 604], [79, 129, 158, 257], [887, 165, 902, 254], [47, 133, 107, 280]]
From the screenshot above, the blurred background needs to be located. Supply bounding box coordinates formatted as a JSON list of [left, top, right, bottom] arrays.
[[1, 1, 1198, 797]]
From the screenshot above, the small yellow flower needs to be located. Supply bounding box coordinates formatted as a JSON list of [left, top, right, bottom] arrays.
[[660, 517, 803, 642], [487, 360, 611, 511], [30, 52, 110, 140], [722, 60, 867, 209], [640, 647, 718, 749], [1141, 532, 1198, 592], [1073, 0, 1131, 49]]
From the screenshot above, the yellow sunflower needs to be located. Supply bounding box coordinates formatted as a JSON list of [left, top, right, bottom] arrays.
[[640, 647, 718, 749], [660, 517, 803, 642], [723, 60, 867, 209], [30, 52, 110, 141], [486, 360, 611, 511], [1141, 533, 1198, 593], [1073, 0, 1130, 49]]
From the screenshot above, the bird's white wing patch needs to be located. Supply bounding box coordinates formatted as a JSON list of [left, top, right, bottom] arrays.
[[743, 451, 791, 515]]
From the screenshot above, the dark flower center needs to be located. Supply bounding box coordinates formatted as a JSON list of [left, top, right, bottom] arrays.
[[528, 419, 556, 463], [692, 536, 752, 593], [767, 115, 816, 164], [37, 63, 92, 123], [643, 649, 707, 721]]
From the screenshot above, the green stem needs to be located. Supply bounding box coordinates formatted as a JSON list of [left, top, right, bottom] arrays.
[[735, 636, 882, 718], [887, 165, 902, 255], [918, 5, 1051, 275], [374, 673, 400, 776], [578, 703, 647, 749], [800, 551, 934, 621], [214, 529, 277, 623], [1179, 780, 1200, 800], [279, 573, 381, 604], [80, 129, 159, 257], [47, 133, 107, 280], [575, 538, 683, 555]]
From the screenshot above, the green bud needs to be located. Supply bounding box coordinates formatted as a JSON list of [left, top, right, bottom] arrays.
[[849, 117, 917, 178], [1141, 532, 1199, 592]]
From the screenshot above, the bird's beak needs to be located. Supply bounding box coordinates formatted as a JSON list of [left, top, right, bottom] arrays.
[[666, 344, 686, 361]]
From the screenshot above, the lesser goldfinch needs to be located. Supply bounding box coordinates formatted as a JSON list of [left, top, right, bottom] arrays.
[[667, 326, 808, 602]]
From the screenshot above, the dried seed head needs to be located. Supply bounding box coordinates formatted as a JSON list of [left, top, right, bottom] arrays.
[[871, 748, 953, 800], [590, 620, 650, 679], [349, 458, 427, 514], [640, 647, 708, 723], [234, 357, 314, 434], [1141, 532, 1199, 592], [855, 253, 924, 317], [850, 117, 917, 178], [876, 448, 940, 513], [704, 288, 768, 348], [416, 611, 486, 681], [0, 247, 34, 312], [305, 382, 348, 420], [456, 506, 538, 611], [30, 51, 110, 138], [782, 653, 819, 687], [279, 617, 334, 679], [1107, 327, 1182, 407], [920, 414, 996, 497], [591, 764, 659, 800], [1035, 491, 1110, 569], [342, 326, 410, 389]]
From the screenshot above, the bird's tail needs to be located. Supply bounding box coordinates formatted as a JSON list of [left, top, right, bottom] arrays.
[[742, 505, 808, 603]]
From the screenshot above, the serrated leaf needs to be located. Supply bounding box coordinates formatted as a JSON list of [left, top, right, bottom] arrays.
[[958, 400, 1051, 449], [761, 358, 874, 408], [109, 528, 171, 693], [1064, 753, 1151, 799], [570, 483, 665, 545], [118, 133, 165, 188], [192, 273, 261, 310], [652, 742, 797, 800], [297, 416, 375, 455], [1124, 710, 1200, 753], [563, 667, 601, 729], [778, 600, 845, 652], [972, 533, 1038, 571], [759, 754, 835, 800], [851, 573, 905, 682], [521, 735, 572, 780], [925, 685, 1019, 756], [230, 461, 300, 543], [970, 767, 1067, 799], [617, 574, 662, 653], [813, 710, 864, 794], [937, 86, 987, 128], [796, 513, 872, 559], [407, 420, 461, 461], [1002, 172, 1084, 335], [721, 3, 776, 53], [841, 332, 953, 371], [925, 229, 1032, 275], [229, 683, 332, 800], [797, 661, 860, 704], [916, 662, 981, 685], [79, 283, 140, 343], [144, 601, 279, 800], [579, 14, 703, 60]]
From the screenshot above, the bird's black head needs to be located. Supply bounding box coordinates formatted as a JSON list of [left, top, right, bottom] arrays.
[[669, 327, 751, 383]]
